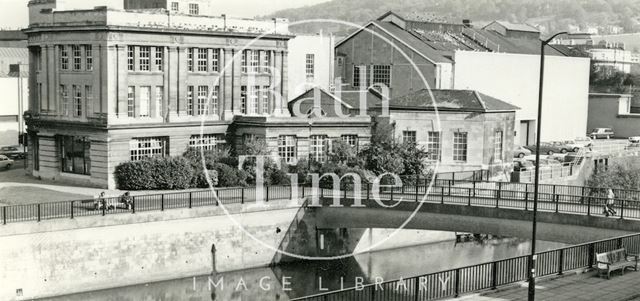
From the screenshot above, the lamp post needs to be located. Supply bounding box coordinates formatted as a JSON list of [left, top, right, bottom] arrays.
[[528, 31, 567, 301]]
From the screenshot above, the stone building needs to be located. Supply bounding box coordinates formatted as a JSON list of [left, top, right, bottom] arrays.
[[373, 89, 519, 172], [24, 0, 294, 188]]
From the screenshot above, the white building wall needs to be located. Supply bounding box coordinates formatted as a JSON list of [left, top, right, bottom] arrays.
[[287, 34, 335, 100], [0, 77, 29, 146], [453, 51, 590, 144]]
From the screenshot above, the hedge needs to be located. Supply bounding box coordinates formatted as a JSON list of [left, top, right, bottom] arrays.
[[114, 156, 194, 190]]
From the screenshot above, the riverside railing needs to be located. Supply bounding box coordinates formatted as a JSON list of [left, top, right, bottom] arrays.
[[3, 177, 640, 225], [291, 232, 640, 301]]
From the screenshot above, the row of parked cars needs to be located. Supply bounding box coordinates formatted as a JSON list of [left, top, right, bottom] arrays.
[[513, 137, 593, 158], [0, 145, 25, 160], [589, 127, 640, 143]]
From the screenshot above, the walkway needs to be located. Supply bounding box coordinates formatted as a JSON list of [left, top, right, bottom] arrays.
[[456, 270, 640, 301]]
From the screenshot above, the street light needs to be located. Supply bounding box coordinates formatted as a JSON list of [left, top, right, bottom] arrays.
[[528, 31, 567, 301]]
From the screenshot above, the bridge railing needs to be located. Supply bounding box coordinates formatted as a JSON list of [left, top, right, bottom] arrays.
[[291, 233, 640, 301], [3, 175, 640, 225]]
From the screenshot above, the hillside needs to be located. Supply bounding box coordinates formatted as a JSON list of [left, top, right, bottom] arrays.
[[267, 0, 640, 36]]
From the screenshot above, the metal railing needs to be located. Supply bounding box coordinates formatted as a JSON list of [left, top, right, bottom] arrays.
[[292, 233, 640, 301], [3, 175, 640, 225]]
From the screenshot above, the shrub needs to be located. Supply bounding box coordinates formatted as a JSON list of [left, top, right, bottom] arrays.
[[214, 163, 248, 187], [115, 157, 194, 190]]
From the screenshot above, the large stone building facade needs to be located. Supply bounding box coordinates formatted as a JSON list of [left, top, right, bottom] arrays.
[[24, 1, 292, 188], [24, 0, 370, 189]]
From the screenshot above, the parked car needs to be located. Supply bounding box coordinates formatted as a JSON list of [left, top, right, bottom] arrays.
[[513, 145, 532, 158], [589, 128, 614, 139], [0, 155, 13, 170], [564, 137, 593, 152], [629, 136, 640, 143], [0, 145, 25, 160], [524, 142, 570, 155]]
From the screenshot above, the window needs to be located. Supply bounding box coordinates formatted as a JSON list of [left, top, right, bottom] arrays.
[[251, 51, 260, 73], [127, 86, 135, 117], [494, 130, 503, 162], [72, 45, 81, 70], [240, 86, 247, 114], [187, 48, 194, 72], [139, 86, 151, 117], [197, 86, 208, 115], [403, 131, 416, 144], [139, 46, 150, 71], [127, 46, 135, 71], [278, 135, 297, 164], [85, 45, 93, 71], [59, 135, 90, 175], [189, 3, 199, 15], [453, 132, 468, 162], [129, 137, 168, 161], [189, 134, 225, 151], [155, 86, 163, 118], [155, 47, 163, 71], [60, 85, 69, 116], [60, 45, 69, 70], [261, 86, 270, 114], [305, 54, 315, 79], [171, 2, 179, 11], [372, 65, 391, 87], [341, 135, 358, 149], [85, 85, 93, 116], [32, 135, 39, 171], [241, 50, 248, 73], [211, 49, 220, 72], [211, 86, 219, 115], [310, 135, 329, 162], [187, 86, 194, 115], [353, 65, 367, 87], [249, 86, 259, 114], [262, 51, 270, 73], [197, 48, 208, 72], [72, 85, 82, 117], [427, 131, 441, 161]]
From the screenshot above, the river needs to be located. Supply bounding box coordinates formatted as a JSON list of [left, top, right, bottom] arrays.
[[42, 232, 565, 301]]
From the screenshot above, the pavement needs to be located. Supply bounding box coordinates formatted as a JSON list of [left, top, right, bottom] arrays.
[[456, 270, 640, 301]]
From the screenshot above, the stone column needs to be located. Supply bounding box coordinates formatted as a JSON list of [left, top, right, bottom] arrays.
[[115, 45, 128, 118], [167, 46, 179, 119]]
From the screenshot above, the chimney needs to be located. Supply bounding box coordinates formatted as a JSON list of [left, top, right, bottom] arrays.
[[462, 19, 472, 28]]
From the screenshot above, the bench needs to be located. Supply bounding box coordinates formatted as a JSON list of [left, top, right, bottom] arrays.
[[596, 248, 639, 279]]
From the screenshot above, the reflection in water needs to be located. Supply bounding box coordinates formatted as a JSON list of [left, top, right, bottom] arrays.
[[42, 235, 565, 301]]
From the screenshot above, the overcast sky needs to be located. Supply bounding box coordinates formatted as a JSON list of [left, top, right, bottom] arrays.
[[0, 0, 329, 29]]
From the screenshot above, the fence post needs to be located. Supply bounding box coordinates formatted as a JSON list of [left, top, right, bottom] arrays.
[[441, 186, 445, 204], [587, 196, 591, 216], [524, 184, 529, 211], [70, 201, 74, 219], [101, 201, 105, 217], [581, 186, 586, 204], [391, 186, 394, 202], [266, 185, 270, 202], [448, 180, 451, 196], [558, 249, 564, 275], [473, 181, 476, 197], [189, 191, 193, 208], [491, 261, 498, 289], [132, 196, 136, 214], [415, 180, 419, 202], [454, 268, 460, 297], [620, 200, 624, 220], [554, 185, 559, 213], [2, 206, 6, 225], [366, 182, 370, 202], [497, 182, 502, 201], [161, 194, 165, 211], [468, 188, 471, 206], [588, 244, 595, 269]]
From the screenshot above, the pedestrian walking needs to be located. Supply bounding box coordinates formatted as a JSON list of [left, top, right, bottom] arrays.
[[604, 188, 616, 217]]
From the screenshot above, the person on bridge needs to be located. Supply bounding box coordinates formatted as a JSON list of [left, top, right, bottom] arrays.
[[604, 189, 617, 217]]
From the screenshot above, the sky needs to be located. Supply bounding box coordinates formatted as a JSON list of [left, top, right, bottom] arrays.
[[0, 0, 330, 29]]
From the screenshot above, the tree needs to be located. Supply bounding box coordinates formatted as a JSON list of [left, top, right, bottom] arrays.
[[587, 159, 640, 196]]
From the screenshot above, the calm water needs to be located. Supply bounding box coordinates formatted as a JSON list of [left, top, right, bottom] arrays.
[[43, 234, 565, 301]]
